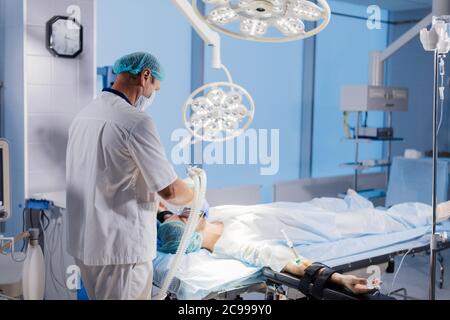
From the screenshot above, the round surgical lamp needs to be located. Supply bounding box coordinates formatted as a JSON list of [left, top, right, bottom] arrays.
[[182, 65, 255, 143], [193, 0, 331, 43]]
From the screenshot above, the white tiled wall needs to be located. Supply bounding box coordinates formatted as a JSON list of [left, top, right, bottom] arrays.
[[25, 0, 96, 197]]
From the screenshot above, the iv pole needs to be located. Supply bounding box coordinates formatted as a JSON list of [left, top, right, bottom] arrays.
[[430, 49, 439, 300], [430, 16, 450, 303], [420, 6, 450, 299]]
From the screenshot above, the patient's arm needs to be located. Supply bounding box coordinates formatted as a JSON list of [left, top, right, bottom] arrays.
[[282, 261, 374, 295], [208, 226, 376, 295]]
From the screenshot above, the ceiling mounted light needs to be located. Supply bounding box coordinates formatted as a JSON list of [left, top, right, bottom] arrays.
[[193, 0, 331, 42], [182, 65, 255, 143]]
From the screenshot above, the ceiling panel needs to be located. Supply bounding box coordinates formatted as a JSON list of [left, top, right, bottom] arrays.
[[334, 0, 431, 11]]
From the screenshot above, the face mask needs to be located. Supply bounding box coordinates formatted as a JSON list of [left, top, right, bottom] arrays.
[[135, 91, 157, 112]]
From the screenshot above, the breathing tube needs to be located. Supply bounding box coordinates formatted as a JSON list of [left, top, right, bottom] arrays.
[[155, 167, 207, 300]]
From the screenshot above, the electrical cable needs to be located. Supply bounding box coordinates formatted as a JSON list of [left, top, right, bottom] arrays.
[[30, 209, 36, 229], [40, 210, 50, 231], [388, 248, 412, 296], [39, 212, 69, 298], [343, 112, 351, 138], [56, 212, 72, 300], [437, 99, 445, 136], [21, 208, 27, 252], [436, 55, 447, 155], [437, 56, 445, 136]]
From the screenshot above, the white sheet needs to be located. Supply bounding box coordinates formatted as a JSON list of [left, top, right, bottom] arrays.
[[154, 194, 445, 300]]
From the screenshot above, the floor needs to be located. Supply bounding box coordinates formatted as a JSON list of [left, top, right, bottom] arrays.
[[379, 249, 450, 300]]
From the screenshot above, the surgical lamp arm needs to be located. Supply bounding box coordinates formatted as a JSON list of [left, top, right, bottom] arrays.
[[369, 13, 433, 86], [171, 0, 222, 69]]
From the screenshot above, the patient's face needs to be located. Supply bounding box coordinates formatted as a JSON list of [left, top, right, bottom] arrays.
[[164, 213, 206, 231]]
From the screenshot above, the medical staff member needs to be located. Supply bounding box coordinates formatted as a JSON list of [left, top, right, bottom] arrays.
[[66, 52, 194, 300]]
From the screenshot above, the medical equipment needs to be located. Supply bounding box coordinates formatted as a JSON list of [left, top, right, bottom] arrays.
[[0, 139, 12, 222], [358, 159, 390, 167], [172, 1, 255, 145], [22, 229, 45, 300], [340, 3, 450, 201], [156, 166, 207, 300], [341, 86, 408, 113], [367, 279, 381, 291], [420, 13, 450, 300], [172, 0, 222, 69], [192, 0, 331, 43], [339, 111, 402, 198], [174, 0, 329, 144], [388, 248, 412, 296], [0, 229, 45, 300], [357, 127, 394, 140], [182, 65, 255, 144], [281, 229, 302, 265], [173, 0, 330, 64]]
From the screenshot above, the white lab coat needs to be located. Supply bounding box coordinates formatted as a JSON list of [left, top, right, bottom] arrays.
[[66, 90, 177, 267], [75, 259, 153, 300]]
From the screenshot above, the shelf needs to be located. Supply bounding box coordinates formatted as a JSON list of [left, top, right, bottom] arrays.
[[338, 189, 386, 200], [342, 137, 404, 143], [340, 161, 391, 171]]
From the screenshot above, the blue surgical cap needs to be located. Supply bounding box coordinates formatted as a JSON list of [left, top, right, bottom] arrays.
[[157, 221, 203, 254], [113, 52, 165, 81]]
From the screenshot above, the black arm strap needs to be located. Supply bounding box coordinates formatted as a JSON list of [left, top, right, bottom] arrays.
[[311, 266, 337, 299], [298, 262, 327, 295]]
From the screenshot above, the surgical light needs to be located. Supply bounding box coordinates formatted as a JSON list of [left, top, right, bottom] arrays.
[[182, 65, 255, 144], [193, 0, 331, 43]]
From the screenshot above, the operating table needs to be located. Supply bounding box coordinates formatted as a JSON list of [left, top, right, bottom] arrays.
[[153, 217, 450, 301]]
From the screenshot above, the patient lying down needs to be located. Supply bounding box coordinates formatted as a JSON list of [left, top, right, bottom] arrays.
[[157, 210, 383, 295], [157, 191, 450, 297], [157, 212, 377, 295]]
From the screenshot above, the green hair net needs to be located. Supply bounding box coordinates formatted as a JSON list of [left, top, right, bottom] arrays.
[[113, 52, 165, 81], [157, 221, 203, 254]]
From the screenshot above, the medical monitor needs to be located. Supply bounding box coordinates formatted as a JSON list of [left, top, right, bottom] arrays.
[[0, 139, 11, 222]]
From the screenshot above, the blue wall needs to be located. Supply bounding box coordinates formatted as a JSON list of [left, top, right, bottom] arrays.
[[97, 0, 193, 178], [203, 36, 303, 202], [386, 9, 435, 157], [312, 1, 389, 178], [2, 0, 25, 236]]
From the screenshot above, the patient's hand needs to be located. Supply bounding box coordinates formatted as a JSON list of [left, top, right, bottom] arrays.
[[338, 274, 377, 295]]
